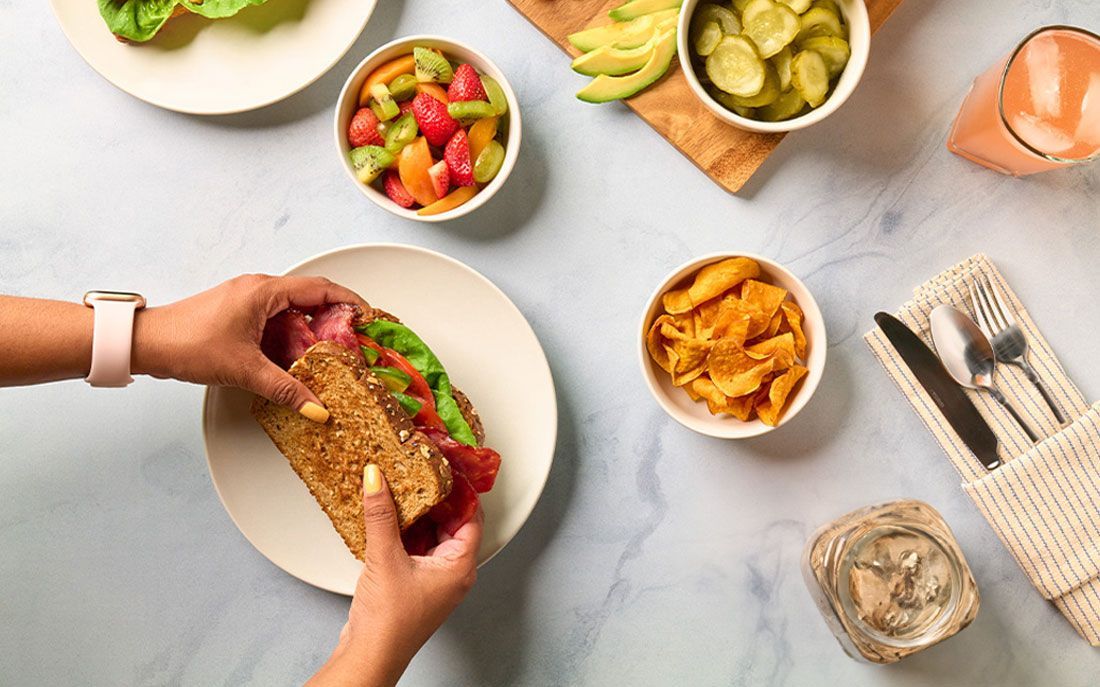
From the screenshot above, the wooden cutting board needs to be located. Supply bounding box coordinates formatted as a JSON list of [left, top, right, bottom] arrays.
[[505, 0, 904, 193]]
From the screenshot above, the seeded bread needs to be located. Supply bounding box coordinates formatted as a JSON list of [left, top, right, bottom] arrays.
[[251, 341, 452, 560]]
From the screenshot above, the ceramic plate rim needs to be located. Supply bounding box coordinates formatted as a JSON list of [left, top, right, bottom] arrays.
[[202, 243, 557, 594], [48, 0, 377, 115]]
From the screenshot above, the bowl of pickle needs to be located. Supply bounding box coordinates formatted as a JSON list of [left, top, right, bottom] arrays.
[[678, 0, 869, 132]]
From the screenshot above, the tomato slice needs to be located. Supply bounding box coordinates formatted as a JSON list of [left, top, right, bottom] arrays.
[[356, 333, 446, 431]]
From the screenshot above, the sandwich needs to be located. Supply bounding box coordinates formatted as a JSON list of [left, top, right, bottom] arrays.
[[97, 0, 270, 43], [251, 302, 501, 557]]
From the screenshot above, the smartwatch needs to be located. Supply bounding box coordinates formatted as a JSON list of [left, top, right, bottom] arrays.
[[83, 290, 146, 388]]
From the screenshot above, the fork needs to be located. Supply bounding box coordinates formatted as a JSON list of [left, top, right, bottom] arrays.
[[969, 276, 1069, 426]]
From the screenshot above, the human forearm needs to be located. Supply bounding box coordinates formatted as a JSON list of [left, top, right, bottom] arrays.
[[0, 296, 95, 385], [306, 633, 410, 687]]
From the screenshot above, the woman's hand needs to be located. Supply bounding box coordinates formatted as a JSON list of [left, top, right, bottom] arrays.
[[308, 465, 482, 687], [133, 274, 367, 422]]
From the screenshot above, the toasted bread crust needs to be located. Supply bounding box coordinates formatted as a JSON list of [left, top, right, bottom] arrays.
[[251, 341, 452, 561]]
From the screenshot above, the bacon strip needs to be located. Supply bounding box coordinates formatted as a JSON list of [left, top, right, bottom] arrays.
[[421, 428, 501, 493], [260, 310, 317, 370], [308, 303, 362, 352]]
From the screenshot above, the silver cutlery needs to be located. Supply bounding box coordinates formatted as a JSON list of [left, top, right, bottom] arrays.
[[876, 312, 1002, 469], [930, 305, 1040, 443], [969, 276, 1068, 426]]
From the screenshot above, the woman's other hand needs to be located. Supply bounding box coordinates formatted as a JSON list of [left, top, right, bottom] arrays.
[[308, 465, 482, 687]]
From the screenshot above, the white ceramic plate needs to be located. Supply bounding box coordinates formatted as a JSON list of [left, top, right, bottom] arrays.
[[203, 244, 556, 595], [50, 0, 376, 114]]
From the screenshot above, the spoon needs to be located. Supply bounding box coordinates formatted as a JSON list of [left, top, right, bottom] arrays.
[[930, 305, 1039, 443]]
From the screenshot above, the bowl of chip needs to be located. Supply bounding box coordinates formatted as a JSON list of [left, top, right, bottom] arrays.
[[678, 0, 870, 133], [638, 253, 826, 439]]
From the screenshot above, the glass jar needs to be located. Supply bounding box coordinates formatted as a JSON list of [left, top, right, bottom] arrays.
[[802, 500, 980, 664]]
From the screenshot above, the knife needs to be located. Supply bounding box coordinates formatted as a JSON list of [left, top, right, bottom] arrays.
[[875, 312, 1001, 470]]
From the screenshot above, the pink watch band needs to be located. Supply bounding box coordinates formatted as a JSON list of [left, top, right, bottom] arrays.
[[84, 291, 145, 388]]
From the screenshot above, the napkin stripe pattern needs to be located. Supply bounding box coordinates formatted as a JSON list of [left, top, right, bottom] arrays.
[[865, 254, 1100, 647]]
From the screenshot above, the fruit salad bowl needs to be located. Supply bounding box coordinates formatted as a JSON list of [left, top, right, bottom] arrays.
[[678, 0, 869, 133], [335, 36, 522, 223]]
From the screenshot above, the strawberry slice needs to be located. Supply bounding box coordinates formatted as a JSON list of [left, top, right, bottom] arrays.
[[427, 160, 450, 199], [443, 129, 475, 187], [347, 107, 383, 147], [382, 170, 416, 208], [410, 92, 459, 147], [447, 64, 488, 103]]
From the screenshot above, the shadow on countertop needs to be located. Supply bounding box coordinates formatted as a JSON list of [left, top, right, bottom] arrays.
[[436, 367, 580, 684]]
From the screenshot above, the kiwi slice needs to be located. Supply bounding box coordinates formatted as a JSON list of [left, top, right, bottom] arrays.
[[480, 76, 509, 116], [384, 113, 419, 154], [473, 140, 505, 183], [348, 145, 395, 184], [369, 83, 399, 120], [388, 73, 418, 101], [448, 100, 497, 122], [414, 47, 454, 84]]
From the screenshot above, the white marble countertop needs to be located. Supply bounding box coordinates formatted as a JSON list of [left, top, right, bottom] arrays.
[[2, 0, 1099, 684]]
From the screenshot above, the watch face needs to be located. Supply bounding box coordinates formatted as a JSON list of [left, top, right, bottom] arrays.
[[82, 291, 146, 308]]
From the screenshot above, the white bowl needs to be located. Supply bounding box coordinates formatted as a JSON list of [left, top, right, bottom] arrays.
[[638, 253, 827, 439], [334, 35, 521, 223], [677, 0, 870, 133]]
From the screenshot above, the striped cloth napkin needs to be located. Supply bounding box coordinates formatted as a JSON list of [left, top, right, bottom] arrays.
[[865, 254, 1100, 647]]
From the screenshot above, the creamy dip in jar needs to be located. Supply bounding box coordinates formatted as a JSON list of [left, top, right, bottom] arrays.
[[802, 500, 980, 663]]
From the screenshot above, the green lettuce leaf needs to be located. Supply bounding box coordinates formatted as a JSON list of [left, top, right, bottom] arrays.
[[97, 0, 180, 42], [362, 321, 479, 447], [97, 0, 268, 42]]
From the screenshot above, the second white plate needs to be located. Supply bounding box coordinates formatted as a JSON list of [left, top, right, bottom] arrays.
[[203, 244, 557, 595], [51, 0, 376, 114]]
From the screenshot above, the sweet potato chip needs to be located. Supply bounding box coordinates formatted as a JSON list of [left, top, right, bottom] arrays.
[[687, 257, 761, 306], [645, 257, 811, 425], [745, 333, 796, 368], [646, 316, 675, 372], [764, 311, 783, 338], [662, 288, 694, 315], [707, 339, 778, 398], [756, 365, 809, 426], [741, 279, 788, 327], [670, 338, 711, 386], [779, 301, 807, 359], [692, 376, 755, 420]]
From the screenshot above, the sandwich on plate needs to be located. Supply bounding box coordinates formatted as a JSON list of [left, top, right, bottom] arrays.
[[252, 302, 501, 556], [97, 0, 270, 43]]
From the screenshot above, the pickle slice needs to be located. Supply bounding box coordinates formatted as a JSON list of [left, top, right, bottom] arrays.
[[705, 35, 766, 97], [694, 20, 723, 56], [796, 7, 845, 41], [779, 0, 811, 12], [743, 4, 800, 58], [733, 0, 753, 11], [771, 46, 792, 90], [798, 35, 850, 78], [757, 87, 806, 121], [810, 0, 839, 14], [790, 49, 828, 106], [692, 3, 741, 35], [740, 0, 775, 25], [727, 63, 780, 107]]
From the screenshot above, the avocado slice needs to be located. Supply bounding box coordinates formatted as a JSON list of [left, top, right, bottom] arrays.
[[567, 9, 678, 52], [571, 34, 658, 76], [576, 29, 677, 103], [370, 366, 411, 393], [608, 0, 682, 22]]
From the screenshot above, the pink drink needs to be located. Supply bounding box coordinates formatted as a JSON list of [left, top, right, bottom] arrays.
[[947, 26, 1100, 175]]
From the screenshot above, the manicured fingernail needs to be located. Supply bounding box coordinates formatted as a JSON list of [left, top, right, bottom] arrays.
[[299, 401, 330, 424], [364, 463, 382, 495]]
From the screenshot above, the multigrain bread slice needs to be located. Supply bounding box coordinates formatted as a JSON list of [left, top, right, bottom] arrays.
[[251, 341, 452, 560]]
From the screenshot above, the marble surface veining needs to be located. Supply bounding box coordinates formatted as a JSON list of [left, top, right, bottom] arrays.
[[2, 0, 1099, 685]]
